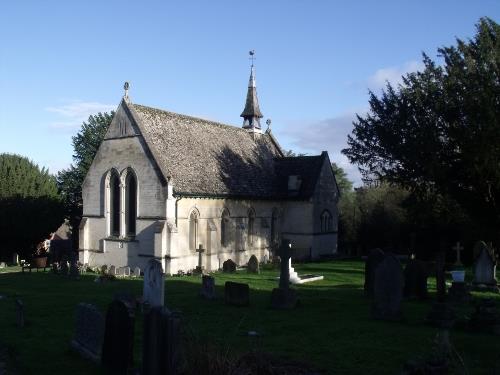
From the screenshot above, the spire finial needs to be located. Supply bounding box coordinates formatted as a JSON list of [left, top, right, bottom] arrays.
[[249, 50, 256, 67], [266, 119, 272, 132], [123, 81, 130, 98]]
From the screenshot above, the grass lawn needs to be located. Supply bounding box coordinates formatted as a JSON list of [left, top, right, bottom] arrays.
[[0, 260, 499, 374]]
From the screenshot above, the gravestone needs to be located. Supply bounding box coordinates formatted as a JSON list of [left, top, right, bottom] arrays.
[[133, 266, 141, 277], [372, 254, 404, 321], [101, 265, 108, 274], [0, 262, 5, 268], [142, 306, 181, 375], [101, 299, 135, 373], [70, 303, 105, 362], [200, 275, 216, 300], [12, 252, 19, 266], [364, 248, 385, 297], [116, 267, 124, 276], [15, 299, 24, 328], [143, 259, 165, 307], [403, 258, 428, 300], [222, 259, 237, 273], [473, 241, 498, 291], [123, 266, 131, 277], [271, 239, 298, 309], [247, 255, 259, 274], [108, 265, 116, 276], [224, 281, 249, 306]]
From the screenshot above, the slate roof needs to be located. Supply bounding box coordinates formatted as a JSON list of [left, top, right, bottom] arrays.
[[128, 101, 326, 200]]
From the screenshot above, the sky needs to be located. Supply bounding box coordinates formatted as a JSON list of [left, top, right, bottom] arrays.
[[0, 1, 498, 185]]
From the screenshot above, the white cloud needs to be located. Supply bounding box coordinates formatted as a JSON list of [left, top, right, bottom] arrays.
[[368, 60, 423, 90], [45, 100, 116, 130]]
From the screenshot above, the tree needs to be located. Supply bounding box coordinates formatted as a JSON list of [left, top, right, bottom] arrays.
[[0, 154, 64, 258], [57, 112, 114, 248], [331, 162, 353, 197], [343, 18, 500, 242]]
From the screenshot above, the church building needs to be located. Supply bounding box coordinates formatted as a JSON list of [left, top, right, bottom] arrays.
[[79, 60, 340, 274]]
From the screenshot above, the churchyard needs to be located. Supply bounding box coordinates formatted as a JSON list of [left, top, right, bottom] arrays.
[[0, 256, 499, 374]]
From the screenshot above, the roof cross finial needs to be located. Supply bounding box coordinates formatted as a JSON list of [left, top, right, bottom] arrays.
[[124, 81, 130, 98], [249, 50, 256, 67]]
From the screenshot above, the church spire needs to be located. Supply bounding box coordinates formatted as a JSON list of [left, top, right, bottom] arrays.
[[241, 50, 263, 130]]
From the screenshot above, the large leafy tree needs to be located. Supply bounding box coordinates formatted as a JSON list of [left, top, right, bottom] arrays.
[[343, 18, 500, 242], [57, 112, 114, 247], [0, 154, 64, 258]]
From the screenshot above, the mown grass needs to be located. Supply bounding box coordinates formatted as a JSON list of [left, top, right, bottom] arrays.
[[0, 260, 499, 374]]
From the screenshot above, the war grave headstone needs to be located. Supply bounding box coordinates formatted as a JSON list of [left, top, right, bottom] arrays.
[[364, 248, 385, 297], [225, 281, 250, 306], [15, 299, 24, 328], [123, 266, 131, 277], [143, 259, 165, 307], [403, 257, 428, 300], [247, 255, 259, 274], [473, 241, 498, 292], [200, 275, 216, 300], [142, 306, 181, 375], [271, 239, 298, 310], [371, 253, 404, 321], [70, 303, 105, 362], [427, 250, 456, 328], [223, 259, 237, 273], [101, 299, 135, 373], [133, 266, 141, 277]]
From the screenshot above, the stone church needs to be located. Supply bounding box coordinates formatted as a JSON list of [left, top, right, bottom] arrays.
[[79, 63, 340, 274]]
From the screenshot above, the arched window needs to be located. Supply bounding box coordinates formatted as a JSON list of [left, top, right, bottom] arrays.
[[248, 209, 255, 246], [189, 210, 199, 251], [221, 209, 230, 247], [271, 209, 279, 246], [125, 171, 137, 236], [109, 171, 121, 236], [320, 210, 333, 233]]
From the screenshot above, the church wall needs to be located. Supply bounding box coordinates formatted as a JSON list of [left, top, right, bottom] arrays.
[[281, 201, 315, 259]]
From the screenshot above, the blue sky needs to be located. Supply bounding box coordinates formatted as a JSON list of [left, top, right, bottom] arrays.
[[0, 1, 498, 184]]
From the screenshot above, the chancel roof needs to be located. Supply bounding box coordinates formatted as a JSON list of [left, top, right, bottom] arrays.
[[127, 101, 326, 199]]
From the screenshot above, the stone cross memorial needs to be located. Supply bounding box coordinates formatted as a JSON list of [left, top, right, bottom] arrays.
[[271, 239, 298, 309], [71, 303, 105, 362], [143, 259, 165, 307], [372, 254, 404, 321], [453, 242, 464, 266], [195, 244, 205, 274]]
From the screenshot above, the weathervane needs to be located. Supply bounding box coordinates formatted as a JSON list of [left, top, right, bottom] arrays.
[[249, 50, 256, 67], [124, 81, 130, 98]]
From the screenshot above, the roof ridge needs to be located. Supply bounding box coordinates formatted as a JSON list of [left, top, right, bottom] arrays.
[[132, 103, 252, 133]]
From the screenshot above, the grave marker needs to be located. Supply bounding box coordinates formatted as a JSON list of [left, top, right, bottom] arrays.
[[143, 259, 165, 307], [372, 254, 404, 321], [247, 255, 259, 274], [200, 275, 216, 300], [71, 303, 105, 362]]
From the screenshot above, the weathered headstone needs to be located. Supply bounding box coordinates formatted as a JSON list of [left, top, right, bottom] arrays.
[[473, 241, 498, 291], [222, 259, 237, 273], [12, 252, 19, 266], [224, 281, 249, 306], [15, 299, 24, 328], [403, 258, 428, 300], [143, 259, 165, 307], [70, 303, 105, 362], [271, 239, 298, 309], [101, 299, 135, 373], [108, 265, 116, 276], [123, 266, 131, 277], [247, 255, 259, 274], [372, 254, 404, 321], [142, 306, 181, 375], [200, 275, 216, 300], [133, 266, 141, 277], [364, 248, 385, 297]]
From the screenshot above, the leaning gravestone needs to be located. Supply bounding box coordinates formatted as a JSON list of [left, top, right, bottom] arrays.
[[247, 255, 259, 274], [101, 299, 135, 373], [225, 281, 249, 306], [403, 258, 428, 300], [473, 241, 498, 291], [364, 248, 385, 297], [200, 275, 216, 300], [70, 303, 105, 362], [143, 259, 165, 307], [372, 254, 404, 321], [142, 306, 181, 375], [222, 259, 237, 273]]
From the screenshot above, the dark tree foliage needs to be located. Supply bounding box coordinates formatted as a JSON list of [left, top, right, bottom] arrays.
[[331, 162, 353, 197], [0, 154, 64, 258], [57, 112, 114, 249], [343, 18, 500, 243]]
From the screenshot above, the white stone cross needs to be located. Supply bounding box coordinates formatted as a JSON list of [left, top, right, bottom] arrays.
[[196, 244, 205, 269], [453, 241, 464, 266]]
